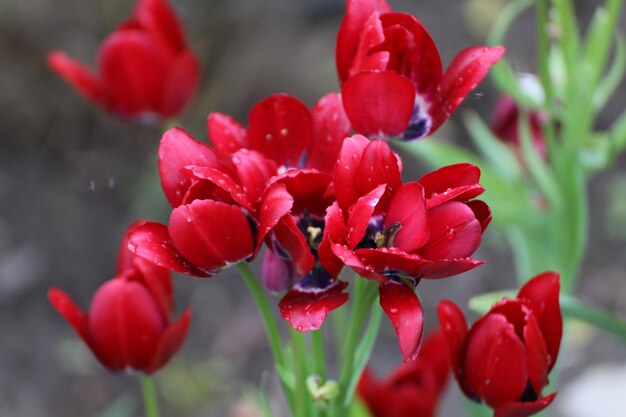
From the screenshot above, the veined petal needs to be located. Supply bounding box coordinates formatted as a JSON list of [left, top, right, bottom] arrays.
[[169, 200, 255, 273], [128, 221, 210, 277], [342, 71, 416, 138], [307, 92, 352, 174], [158, 127, 220, 207], [48, 51, 104, 106], [279, 280, 349, 332], [207, 112, 249, 154], [429, 46, 505, 134], [380, 280, 424, 362], [247, 94, 313, 168], [336, 0, 393, 82]]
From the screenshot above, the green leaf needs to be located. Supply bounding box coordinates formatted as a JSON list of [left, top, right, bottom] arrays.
[[610, 106, 626, 153], [593, 34, 626, 112], [257, 372, 277, 417], [349, 397, 373, 417], [463, 110, 522, 180]]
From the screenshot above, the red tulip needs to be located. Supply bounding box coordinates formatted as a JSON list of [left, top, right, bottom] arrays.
[[48, 221, 191, 374], [358, 330, 450, 417], [437, 272, 562, 417], [325, 135, 489, 360], [336, 0, 504, 140], [48, 0, 199, 121]]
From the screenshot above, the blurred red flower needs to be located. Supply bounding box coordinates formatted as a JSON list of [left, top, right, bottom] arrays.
[[48, 221, 191, 374], [437, 271, 562, 417], [48, 0, 199, 121]]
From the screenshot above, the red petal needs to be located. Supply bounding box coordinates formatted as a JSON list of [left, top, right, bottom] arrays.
[[331, 243, 385, 282], [132, 257, 173, 321], [349, 12, 389, 75], [524, 314, 549, 396], [149, 308, 191, 373], [231, 149, 277, 204], [418, 163, 484, 208], [128, 221, 210, 276], [318, 202, 348, 278], [419, 201, 483, 260], [465, 314, 528, 409], [89, 279, 165, 372], [279, 280, 349, 331], [158, 127, 220, 207], [270, 169, 333, 216], [169, 200, 255, 272], [117, 219, 149, 274], [247, 94, 313, 168], [429, 46, 505, 134], [257, 183, 295, 251], [385, 182, 429, 252], [437, 300, 475, 398], [346, 184, 387, 248], [342, 71, 416, 138], [419, 329, 452, 392], [307, 92, 352, 174], [185, 165, 252, 211], [160, 50, 198, 117], [355, 139, 403, 198], [272, 216, 315, 277], [467, 200, 492, 232], [494, 393, 557, 417], [379, 281, 424, 362], [336, 0, 393, 82], [48, 288, 92, 348], [207, 112, 249, 153], [98, 30, 168, 116], [517, 272, 562, 370], [417, 258, 484, 279], [134, 0, 185, 52], [48, 51, 104, 106], [334, 134, 371, 211]]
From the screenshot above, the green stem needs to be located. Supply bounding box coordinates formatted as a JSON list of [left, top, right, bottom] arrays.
[[139, 375, 160, 417], [311, 329, 327, 380], [290, 327, 310, 417], [561, 295, 626, 344], [236, 263, 293, 408]]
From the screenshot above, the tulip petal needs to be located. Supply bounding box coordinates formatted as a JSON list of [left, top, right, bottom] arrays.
[[307, 92, 352, 174], [494, 393, 557, 417], [437, 300, 477, 400], [272, 216, 316, 277], [149, 309, 191, 373], [356, 139, 403, 197], [419, 201, 482, 260], [524, 314, 549, 396], [465, 314, 528, 409], [262, 249, 296, 293], [517, 272, 562, 370], [99, 30, 168, 116], [318, 202, 348, 278], [342, 71, 416, 138], [380, 280, 424, 362], [350, 12, 389, 75], [429, 46, 505, 134], [336, 0, 393, 82], [385, 182, 429, 252], [134, 0, 185, 53], [160, 50, 199, 117], [331, 242, 384, 282], [231, 149, 277, 204], [158, 127, 220, 207], [418, 258, 484, 279], [207, 112, 249, 153], [279, 280, 349, 332], [169, 200, 255, 273], [247, 94, 313, 168], [48, 51, 104, 106], [270, 169, 333, 216], [418, 163, 484, 208], [128, 221, 210, 276], [334, 134, 371, 211], [257, 183, 295, 251], [467, 200, 492, 232], [185, 166, 252, 211], [346, 184, 387, 248], [48, 288, 92, 348]]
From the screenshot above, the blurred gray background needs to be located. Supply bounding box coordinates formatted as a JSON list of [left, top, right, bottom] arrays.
[[1, 0, 625, 416]]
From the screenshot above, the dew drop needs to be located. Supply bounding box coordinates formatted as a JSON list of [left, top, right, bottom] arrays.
[[280, 128, 288, 136], [388, 307, 399, 315]]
